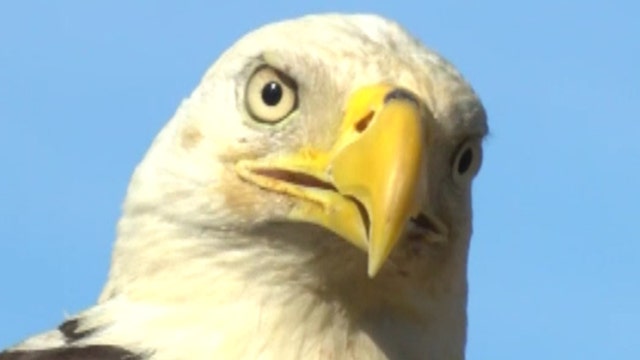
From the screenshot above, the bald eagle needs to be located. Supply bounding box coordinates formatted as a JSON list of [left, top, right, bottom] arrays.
[[1, 13, 487, 360]]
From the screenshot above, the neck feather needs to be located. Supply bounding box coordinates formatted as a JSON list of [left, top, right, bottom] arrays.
[[93, 212, 467, 359]]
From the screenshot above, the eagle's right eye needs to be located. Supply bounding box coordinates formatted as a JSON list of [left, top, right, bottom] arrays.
[[246, 66, 298, 124]]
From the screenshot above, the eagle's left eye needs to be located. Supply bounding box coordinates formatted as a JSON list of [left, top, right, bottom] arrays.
[[246, 66, 298, 124], [452, 139, 482, 184]]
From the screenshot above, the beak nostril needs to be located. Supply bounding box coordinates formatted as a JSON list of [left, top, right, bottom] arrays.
[[355, 111, 374, 133]]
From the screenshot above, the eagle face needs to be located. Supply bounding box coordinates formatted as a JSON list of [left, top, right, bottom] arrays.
[[114, 14, 486, 287], [2, 14, 488, 360]]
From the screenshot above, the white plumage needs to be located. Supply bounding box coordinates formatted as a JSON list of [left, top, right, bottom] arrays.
[[1, 14, 486, 360]]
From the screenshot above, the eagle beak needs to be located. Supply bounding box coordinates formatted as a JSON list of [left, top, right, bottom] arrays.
[[236, 84, 426, 277]]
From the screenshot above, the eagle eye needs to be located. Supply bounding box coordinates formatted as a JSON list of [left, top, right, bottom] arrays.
[[452, 140, 482, 184], [246, 66, 298, 124]]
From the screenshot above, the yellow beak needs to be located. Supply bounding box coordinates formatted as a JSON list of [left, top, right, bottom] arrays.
[[236, 85, 425, 277]]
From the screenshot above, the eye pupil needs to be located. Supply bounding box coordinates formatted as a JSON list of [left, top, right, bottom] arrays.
[[457, 148, 473, 174], [261, 82, 283, 106]]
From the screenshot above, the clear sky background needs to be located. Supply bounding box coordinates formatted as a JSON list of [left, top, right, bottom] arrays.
[[0, 1, 638, 359]]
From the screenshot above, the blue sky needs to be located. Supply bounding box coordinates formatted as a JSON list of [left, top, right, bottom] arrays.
[[0, 1, 638, 359]]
